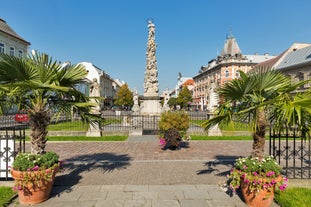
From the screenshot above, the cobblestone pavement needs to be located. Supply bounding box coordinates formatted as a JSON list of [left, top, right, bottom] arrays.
[[7, 136, 282, 207]]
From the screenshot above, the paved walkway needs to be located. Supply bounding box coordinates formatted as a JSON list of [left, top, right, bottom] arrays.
[[7, 135, 283, 207]]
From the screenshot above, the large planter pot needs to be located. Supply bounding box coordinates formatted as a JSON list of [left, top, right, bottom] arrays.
[[240, 183, 275, 207], [11, 166, 59, 205], [240, 176, 282, 207]]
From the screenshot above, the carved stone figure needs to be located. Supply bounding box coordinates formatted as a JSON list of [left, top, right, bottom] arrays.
[[144, 20, 159, 97]]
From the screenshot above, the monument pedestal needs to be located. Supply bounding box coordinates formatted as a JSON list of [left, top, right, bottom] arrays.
[[86, 122, 101, 137], [207, 113, 222, 136], [140, 96, 162, 115]]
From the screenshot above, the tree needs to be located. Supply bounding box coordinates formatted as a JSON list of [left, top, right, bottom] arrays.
[[0, 52, 99, 155], [177, 86, 193, 109], [167, 97, 177, 109], [203, 68, 311, 160], [114, 84, 133, 109]]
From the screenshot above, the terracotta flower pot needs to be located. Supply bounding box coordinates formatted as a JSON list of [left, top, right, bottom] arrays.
[[240, 183, 275, 207], [11, 166, 59, 205], [240, 176, 282, 207]]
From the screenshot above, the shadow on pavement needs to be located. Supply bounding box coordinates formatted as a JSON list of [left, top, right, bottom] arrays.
[[51, 152, 132, 196]]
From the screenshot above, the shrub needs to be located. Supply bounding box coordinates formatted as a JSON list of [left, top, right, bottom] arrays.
[[162, 128, 182, 150], [158, 110, 189, 137]]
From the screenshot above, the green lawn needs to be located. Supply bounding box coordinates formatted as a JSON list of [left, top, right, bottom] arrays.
[[47, 118, 122, 131], [274, 187, 311, 207], [25, 135, 128, 141], [46, 135, 127, 141], [190, 120, 251, 131], [0, 186, 16, 207], [190, 135, 252, 140]]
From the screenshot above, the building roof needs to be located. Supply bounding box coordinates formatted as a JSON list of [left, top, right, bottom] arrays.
[[276, 45, 311, 69], [0, 18, 30, 45], [254, 42, 311, 70], [221, 34, 242, 56]]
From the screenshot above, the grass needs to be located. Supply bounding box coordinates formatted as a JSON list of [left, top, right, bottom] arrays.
[[274, 187, 311, 207], [47, 118, 122, 131], [190, 135, 252, 140], [190, 120, 251, 131], [0, 186, 16, 207], [46, 135, 128, 141]]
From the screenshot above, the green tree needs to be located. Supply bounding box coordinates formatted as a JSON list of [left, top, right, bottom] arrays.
[[203, 68, 311, 160], [177, 86, 193, 109], [167, 97, 177, 108], [114, 84, 134, 109], [0, 52, 99, 155]]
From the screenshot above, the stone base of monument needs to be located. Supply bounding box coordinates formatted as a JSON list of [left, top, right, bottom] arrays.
[[140, 96, 162, 115], [207, 113, 222, 136], [207, 124, 222, 136], [86, 123, 101, 137]]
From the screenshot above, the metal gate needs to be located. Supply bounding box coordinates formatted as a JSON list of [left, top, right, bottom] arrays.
[[142, 115, 160, 135], [269, 127, 311, 179], [0, 126, 26, 179]]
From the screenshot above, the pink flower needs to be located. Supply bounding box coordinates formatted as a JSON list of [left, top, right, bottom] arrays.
[[279, 184, 287, 191], [266, 171, 275, 177], [270, 180, 276, 185], [32, 166, 39, 171], [243, 165, 247, 169], [244, 179, 249, 184], [45, 169, 51, 173], [253, 172, 258, 176], [159, 138, 166, 146]]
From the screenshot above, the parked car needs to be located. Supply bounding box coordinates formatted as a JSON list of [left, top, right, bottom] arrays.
[[15, 111, 29, 123]]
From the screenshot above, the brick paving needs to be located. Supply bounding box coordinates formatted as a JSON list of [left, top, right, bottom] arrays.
[[7, 136, 282, 207]]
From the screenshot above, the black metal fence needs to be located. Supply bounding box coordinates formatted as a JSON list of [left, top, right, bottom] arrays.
[[0, 112, 210, 135], [0, 126, 26, 180], [269, 127, 311, 179]]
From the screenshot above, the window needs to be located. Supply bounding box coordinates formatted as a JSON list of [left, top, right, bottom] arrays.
[[18, 50, 23, 58], [10, 47, 14, 56], [236, 70, 240, 77], [225, 70, 229, 77], [0, 43, 4, 53]]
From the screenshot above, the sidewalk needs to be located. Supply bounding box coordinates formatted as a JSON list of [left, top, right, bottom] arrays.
[[7, 136, 282, 207]]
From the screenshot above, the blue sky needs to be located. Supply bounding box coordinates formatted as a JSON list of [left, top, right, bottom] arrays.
[[1, 0, 311, 94]]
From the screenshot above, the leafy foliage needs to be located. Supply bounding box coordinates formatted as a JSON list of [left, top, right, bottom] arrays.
[[12, 152, 59, 171], [228, 156, 287, 194], [0, 51, 99, 154], [158, 110, 190, 137], [162, 128, 182, 150], [114, 84, 134, 108], [203, 68, 311, 159], [176, 86, 192, 108]]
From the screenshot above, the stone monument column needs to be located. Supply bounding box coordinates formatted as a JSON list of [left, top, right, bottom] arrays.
[[140, 20, 162, 115]]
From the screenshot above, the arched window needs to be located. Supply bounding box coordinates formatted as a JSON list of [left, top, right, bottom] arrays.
[[225, 70, 229, 77]]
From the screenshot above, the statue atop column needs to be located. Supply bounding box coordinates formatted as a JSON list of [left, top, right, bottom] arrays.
[[144, 20, 159, 97]]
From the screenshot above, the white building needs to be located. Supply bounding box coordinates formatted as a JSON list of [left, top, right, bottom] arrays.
[[78, 62, 116, 109], [0, 18, 30, 57]]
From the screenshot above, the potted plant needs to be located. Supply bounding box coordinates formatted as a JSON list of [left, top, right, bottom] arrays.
[[158, 110, 190, 150], [228, 155, 287, 207], [202, 69, 311, 206], [10, 152, 62, 204], [0, 51, 100, 204], [160, 128, 182, 150]]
